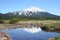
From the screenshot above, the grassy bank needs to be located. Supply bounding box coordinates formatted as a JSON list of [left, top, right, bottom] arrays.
[[18, 20, 60, 27], [49, 36, 60, 40], [0, 20, 60, 30], [3, 20, 60, 28]]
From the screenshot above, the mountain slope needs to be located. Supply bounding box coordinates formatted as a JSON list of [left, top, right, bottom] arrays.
[[0, 7, 60, 20]]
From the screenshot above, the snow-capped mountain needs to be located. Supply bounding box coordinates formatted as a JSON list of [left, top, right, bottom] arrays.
[[1, 7, 59, 19], [23, 7, 44, 12], [13, 7, 58, 18], [18, 7, 45, 16]]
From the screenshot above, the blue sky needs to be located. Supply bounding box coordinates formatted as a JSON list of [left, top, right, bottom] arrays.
[[0, 0, 60, 16]]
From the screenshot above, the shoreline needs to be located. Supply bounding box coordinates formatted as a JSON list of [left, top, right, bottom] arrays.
[[0, 20, 60, 32], [0, 23, 60, 32], [0, 31, 11, 40], [49, 36, 60, 40]]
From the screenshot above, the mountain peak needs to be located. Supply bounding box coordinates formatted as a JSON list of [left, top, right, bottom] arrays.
[[24, 7, 44, 12]]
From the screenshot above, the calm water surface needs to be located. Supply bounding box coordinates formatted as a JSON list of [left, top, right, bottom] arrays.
[[3, 27, 60, 40]]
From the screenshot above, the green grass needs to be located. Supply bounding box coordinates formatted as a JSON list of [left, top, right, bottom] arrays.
[[49, 36, 60, 40], [19, 20, 60, 27], [0, 20, 60, 31], [2, 20, 60, 27], [0, 20, 60, 28], [54, 36, 60, 40], [3, 20, 10, 24]]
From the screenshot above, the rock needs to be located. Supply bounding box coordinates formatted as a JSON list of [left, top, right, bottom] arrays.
[[0, 31, 11, 40]]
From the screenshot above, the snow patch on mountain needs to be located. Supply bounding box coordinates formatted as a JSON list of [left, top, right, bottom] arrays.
[[24, 7, 44, 12], [18, 7, 45, 15]]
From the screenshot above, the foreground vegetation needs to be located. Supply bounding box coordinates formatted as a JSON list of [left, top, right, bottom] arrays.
[[0, 17, 60, 31], [49, 36, 60, 40], [0, 19, 60, 31], [54, 36, 60, 40]]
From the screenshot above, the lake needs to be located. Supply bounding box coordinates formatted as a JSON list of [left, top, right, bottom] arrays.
[[3, 27, 60, 40]]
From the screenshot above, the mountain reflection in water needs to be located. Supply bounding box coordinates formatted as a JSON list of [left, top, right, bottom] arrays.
[[3, 27, 60, 40]]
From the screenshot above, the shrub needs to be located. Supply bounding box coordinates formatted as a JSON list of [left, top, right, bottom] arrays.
[[0, 20, 4, 24], [9, 18, 20, 24], [54, 36, 60, 40], [20, 18, 28, 21]]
